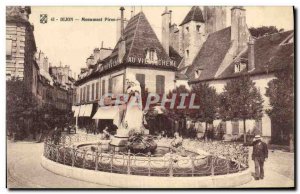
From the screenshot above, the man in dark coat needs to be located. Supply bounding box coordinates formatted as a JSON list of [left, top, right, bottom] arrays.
[[252, 135, 268, 180]]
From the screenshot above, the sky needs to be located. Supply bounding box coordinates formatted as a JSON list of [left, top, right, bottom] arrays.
[[29, 6, 294, 76]]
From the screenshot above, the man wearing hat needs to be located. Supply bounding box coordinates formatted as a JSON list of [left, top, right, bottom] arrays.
[[252, 135, 268, 180]]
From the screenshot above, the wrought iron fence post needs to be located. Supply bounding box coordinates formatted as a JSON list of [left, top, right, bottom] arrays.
[[127, 150, 131, 175], [82, 149, 87, 168], [169, 152, 173, 177], [71, 145, 75, 167], [95, 151, 99, 171], [110, 150, 114, 173], [148, 152, 151, 176], [191, 156, 195, 177], [56, 145, 60, 162], [63, 145, 66, 165], [211, 155, 215, 176], [227, 156, 230, 174]]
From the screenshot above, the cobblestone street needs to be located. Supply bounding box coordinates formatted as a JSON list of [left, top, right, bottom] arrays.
[[7, 139, 294, 188]]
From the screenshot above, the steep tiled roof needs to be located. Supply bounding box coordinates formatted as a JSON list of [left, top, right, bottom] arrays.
[[186, 27, 232, 82], [218, 30, 294, 79], [179, 6, 205, 26], [108, 11, 171, 63]]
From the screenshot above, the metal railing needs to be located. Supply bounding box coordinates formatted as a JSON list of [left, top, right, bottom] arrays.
[[44, 134, 249, 177]]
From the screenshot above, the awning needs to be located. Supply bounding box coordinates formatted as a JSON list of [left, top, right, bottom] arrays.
[[78, 105, 86, 117], [83, 104, 93, 117], [73, 106, 80, 117], [72, 106, 76, 112], [93, 106, 120, 120]]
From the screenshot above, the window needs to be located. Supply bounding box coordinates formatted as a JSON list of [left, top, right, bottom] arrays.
[[234, 62, 247, 73], [91, 83, 95, 100], [136, 74, 145, 93], [102, 80, 106, 96], [145, 49, 157, 61], [186, 26, 189, 32], [80, 88, 83, 102], [83, 87, 86, 102], [186, 50, 189, 58], [232, 120, 239, 135], [6, 38, 12, 56], [108, 78, 112, 94], [156, 75, 165, 95], [96, 82, 100, 99], [195, 69, 202, 79], [87, 85, 90, 102], [196, 25, 201, 33]]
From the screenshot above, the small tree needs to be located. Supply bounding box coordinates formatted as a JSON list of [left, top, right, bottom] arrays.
[[249, 26, 284, 38], [266, 64, 294, 149], [190, 83, 218, 132], [220, 75, 264, 143], [6, 78, 38, 139]]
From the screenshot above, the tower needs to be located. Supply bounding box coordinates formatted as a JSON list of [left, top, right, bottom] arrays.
[[161, 7, 171, 55], [204, 6, 227, 34], [178, 6, 206, 67], [231, 6, 249, 56]]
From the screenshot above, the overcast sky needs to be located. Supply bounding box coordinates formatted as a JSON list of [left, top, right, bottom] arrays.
[[29, 6, 294, 76]]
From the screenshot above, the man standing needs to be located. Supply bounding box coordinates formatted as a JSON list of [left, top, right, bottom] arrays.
[[252, 135, 268, 180]]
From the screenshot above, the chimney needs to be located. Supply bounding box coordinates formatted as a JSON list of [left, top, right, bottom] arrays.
[[120, 7, 125, 40], [118, 7, 126, 63], [116, 7, 127, 42], [162, 7, 171, 56], [248, 37, 255, 71], [231, 6, 249, 56], [94, 48, 100, 63], [101, 41, 104, 48]]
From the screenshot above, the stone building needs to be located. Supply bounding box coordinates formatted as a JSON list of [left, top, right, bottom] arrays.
[[73, 7, 181, 131], [165, 6, 227, 72], [183, 7, 294, 142], [6, 6, 39, 97]]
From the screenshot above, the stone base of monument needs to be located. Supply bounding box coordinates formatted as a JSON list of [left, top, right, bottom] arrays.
[[109, 129, 129, 152]]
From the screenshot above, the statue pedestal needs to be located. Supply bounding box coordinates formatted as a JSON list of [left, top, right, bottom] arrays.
[[109, 129, 129, 152]]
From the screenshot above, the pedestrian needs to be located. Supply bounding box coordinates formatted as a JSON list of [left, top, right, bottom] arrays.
[[252, 135, 268, 180]]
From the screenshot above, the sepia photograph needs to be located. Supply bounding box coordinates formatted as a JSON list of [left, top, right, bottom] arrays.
[[5, 5, 295, 189]]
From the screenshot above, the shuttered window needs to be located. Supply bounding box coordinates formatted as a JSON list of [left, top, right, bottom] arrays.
[[96, 82, 100, 99], [83, 87, 86, 102], [136, 73, 146, 95], [80, 88, 83, 102], [108, 78, 112, 94], [232, 120, 239, 135], [91, 83, 95, 100], [102, 80, 105, 96], [156, 75, 165, 95]]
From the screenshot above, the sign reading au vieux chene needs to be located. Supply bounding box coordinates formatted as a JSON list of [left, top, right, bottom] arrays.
[[98, 57, 177, 73]]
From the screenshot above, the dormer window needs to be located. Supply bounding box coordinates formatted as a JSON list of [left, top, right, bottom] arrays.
[[145, 48, 157, 62], [186, 26, 189, 32], [234, 62, 247, 73], [195, 69, 202, 79], [186, 50, 189, 58], [196, 25, 201, 33]]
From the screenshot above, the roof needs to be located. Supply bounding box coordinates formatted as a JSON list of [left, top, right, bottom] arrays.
[[186, 27, 232, 82], [218, 30, 294, 79], [75, 11, 180, 86], [179, 6, 205, 26], [107, 11, 172, 63], [187, 29, 294, 83]]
